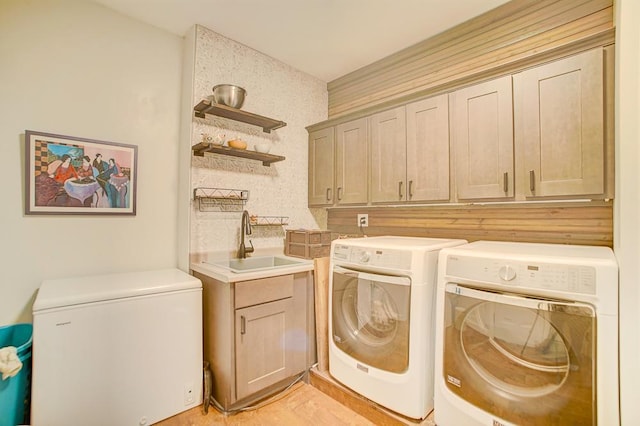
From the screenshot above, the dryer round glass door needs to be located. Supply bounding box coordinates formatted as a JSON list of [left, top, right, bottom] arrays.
[[460, 301, 571, 397], [442, 283, 596, 425], [331, 267, 411, 373]]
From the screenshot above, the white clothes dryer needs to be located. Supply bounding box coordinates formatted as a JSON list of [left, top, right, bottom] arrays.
[[434, 241, 619, 426], [329, 236, 467, 420]]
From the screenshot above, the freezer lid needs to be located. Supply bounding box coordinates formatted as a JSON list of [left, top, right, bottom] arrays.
[[33, 268, 202, 312]]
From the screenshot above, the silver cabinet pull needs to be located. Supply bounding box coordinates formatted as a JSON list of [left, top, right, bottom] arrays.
[[398, 181, 403, 199], [240, 316, 246, 335], [529, 170, 535, 192], [337, 187, 343, 201], [503, 172, 508, 193], [409, 180, 414, 199], [326, 188, 331, 201]]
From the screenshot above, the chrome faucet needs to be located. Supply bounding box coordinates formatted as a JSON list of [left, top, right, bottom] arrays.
[[238, 210, 254, 259]]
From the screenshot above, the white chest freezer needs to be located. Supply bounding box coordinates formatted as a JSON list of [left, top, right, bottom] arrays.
[[31, 268, 202, 426]]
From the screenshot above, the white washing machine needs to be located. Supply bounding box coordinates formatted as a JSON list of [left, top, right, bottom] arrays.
[[329, 236, 467, 419], [434, 241, 619, 426]]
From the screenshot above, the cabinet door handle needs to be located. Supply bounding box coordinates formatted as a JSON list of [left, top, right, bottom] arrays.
[[408, 180, 414, 199], [337, 187, 343, 201], [326, 188, 332, 201], [240, 315, 246, 335], [529, 170, 535, 192], [503, 172, 508, 193], [398, 181, 404, 199]]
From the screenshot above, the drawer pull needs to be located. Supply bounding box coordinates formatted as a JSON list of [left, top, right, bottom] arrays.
[[529, 170, 535, 192], [240, 316, 246, 335]]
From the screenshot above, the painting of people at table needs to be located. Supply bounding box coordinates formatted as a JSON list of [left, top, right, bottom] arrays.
[[26, 131, 137, 215]]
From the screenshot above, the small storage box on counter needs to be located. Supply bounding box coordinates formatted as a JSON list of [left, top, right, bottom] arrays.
[[285, 230, 337, 259]]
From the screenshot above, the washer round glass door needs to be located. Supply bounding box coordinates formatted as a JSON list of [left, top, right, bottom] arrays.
[[331, 266, 411, 373], [442, 284, 596, 425]]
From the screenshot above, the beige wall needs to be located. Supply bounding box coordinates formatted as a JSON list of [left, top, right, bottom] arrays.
[[188, 25, 328, 258], [0, 0, 183, 324]]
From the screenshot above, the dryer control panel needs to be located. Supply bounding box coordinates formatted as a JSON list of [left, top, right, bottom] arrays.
[[445, 255, 597, 295]]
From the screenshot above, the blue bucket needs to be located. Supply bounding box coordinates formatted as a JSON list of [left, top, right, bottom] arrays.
[[0, 324, 33, 426]]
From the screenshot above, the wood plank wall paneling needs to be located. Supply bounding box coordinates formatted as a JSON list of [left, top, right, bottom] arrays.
[[326, 0, 614, 119], [327, 202, 613, 247]]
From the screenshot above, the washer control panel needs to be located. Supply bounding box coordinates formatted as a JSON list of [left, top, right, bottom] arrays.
[[332, 244, 412, 270], [445, 255, 597, 295]]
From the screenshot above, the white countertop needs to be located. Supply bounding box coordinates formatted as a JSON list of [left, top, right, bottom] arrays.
[[190, 254, 314, 283]]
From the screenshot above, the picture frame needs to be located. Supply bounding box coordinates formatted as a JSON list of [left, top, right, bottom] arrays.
[[25, 130, 137, 215]]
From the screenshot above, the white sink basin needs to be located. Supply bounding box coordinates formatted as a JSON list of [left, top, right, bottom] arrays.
[[205, 256, 305, 273]]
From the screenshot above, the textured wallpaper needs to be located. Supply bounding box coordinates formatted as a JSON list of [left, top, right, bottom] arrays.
[[190, 25, 328, 257]]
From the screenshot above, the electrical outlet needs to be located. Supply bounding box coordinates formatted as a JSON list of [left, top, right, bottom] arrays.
[[184, 382, 195, 405], [357, 214, 368, 227]]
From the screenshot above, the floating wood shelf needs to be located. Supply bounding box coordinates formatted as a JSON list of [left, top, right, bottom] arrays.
[[194, 99, 287, 133], [192, 142, 285, 166]]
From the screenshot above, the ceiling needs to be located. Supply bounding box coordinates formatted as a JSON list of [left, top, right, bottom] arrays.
[[92, 0, 511, 82]]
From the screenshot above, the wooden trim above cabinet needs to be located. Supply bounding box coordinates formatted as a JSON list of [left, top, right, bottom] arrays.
[[327, 201, 613, 247], [326, 0, 614, 119]]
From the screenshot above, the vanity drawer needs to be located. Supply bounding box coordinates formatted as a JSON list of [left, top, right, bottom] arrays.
[[234, 274, 294, 308]]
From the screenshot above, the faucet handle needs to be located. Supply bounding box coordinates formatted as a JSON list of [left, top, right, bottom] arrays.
[[246, 239, 255, 254]]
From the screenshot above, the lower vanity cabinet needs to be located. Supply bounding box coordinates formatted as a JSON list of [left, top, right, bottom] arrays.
[[234, 276, 296, 400], [193, 271, 315, 411]]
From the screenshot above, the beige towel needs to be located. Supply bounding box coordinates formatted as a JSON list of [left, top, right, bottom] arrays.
[[0, 346, 23, 380]]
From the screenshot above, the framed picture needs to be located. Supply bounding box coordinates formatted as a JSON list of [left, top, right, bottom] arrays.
[[25, 130, 137, 215]]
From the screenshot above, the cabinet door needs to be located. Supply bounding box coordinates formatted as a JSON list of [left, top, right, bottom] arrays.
[[308, 128, 335, 206], [406, 94, 450, 202], [514, 49, 604, 198], [370, 106, 407, 203], [335, 117, 368, 204], [451, 75, 514, 200], [235, 297, 294, 400]]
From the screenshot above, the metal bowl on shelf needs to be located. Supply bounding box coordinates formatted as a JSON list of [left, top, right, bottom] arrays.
[[212, 84, 246, 109]]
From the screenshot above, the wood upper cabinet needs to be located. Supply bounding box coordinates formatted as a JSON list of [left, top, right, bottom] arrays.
[[406, 95, 450, 202], [335, 117, 368, 205], [308, 127, 335, 206], [513, 48, 605, 198], [370, 106, 407, 202], [309, 47, 611, 208], [370, 96, 450, 203], [451, 75, 514, 200]]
